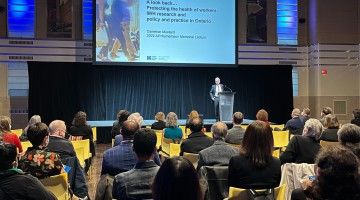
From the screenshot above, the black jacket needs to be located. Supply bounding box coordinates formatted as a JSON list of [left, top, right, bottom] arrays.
[[280, 136, 321, 164], [69, 125, 96, 157], [180, 131, 213, 155], [0, 169, 56, 200]]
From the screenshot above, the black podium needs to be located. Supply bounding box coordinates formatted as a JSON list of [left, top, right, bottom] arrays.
[[218, 91, 235, 122]]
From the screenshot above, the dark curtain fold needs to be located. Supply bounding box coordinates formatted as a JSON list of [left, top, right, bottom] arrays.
[[28, 62, 293, 125]]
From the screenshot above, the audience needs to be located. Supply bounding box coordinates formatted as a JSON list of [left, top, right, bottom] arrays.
[[69, 111, 95, 173], [112, 128, 160, 200], [128, 112, 144, 127], [20, 114, 41, 141], [319, 114, 339, 142], [111, 110, 131, 138], [18, 122, 63, 179], [180, 117, 213, 155], [228, 121, 281, 189], [280, 118, 322, 164], [337, 123, 360, 157], [284, 108, 304, 135], [300, 108, 311, 123], [256, 109, 270, 124], [151, 112, 166, 130], [351, 108, 360, 126], [48, 119, 89, 198], [186, 110, 200, 134], [0, 115, 23, 153], [319, 106, 332, 125], [102, 120, 161, 176], [197, 122, 238, 170], [291, 146, 360, 200], [164, 112, 183, 141], [225, 112, 245, 145], [0, 143, 57, 200], [152, 156, 203, 200]]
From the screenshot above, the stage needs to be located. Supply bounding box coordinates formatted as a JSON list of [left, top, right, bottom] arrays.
[[88, 118, 254, 143]]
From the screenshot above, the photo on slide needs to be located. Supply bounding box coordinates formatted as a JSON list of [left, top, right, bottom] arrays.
[[96, 0, 140, 62]]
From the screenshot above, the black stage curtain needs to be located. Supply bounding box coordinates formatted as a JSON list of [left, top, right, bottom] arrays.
[[28, 62, 293, 126]]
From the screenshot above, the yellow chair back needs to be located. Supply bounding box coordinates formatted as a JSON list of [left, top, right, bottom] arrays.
[[183, 152, 199, 168], [112, 139, 115, 147], [240, 125, 248, 130], [169, 143, 181, 157], [40, 173, 70, 200], [11, 129, 23, 138], [155, 131, 163, 150], [92, 127, 97, 143], [270, 124, 285, 130], [273, 131, 289, 148], [320, 140, 339, 148], [272, 149, 280, 158], [71, 139, 91, 164], [179, 125, 186, 137], [21, 141, 32, 152], [228, 184, 286, 200], [204, 132, 213, 138]]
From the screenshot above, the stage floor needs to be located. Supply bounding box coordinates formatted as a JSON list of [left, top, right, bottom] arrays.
[[88, 118, 254, 127]]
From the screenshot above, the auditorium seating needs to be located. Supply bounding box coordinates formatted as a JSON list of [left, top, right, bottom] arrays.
[[155, 130, 163, 150], [21, 141, 32, 152], [92, 127, 97, 143], [40, 173, 70, 200], [228, 184, 286, 200], [11, 129, 23, 138], [200, 166, 229, 200], [160, 137, 180, 157], [71, 139, 91, 167], [205, 132, 213, 138], [183, 152, 199, 168], [273, 131, 290, 149]]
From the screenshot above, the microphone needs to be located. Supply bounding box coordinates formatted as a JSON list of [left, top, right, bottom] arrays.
[[223, 84, 233, 92]]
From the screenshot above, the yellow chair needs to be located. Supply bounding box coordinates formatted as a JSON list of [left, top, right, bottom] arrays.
[[11, 129, 23, 138], [320, 140, 339, 148], [272, 149, 280, 158], [270, 124, 285, 130], [92, 127, 97, 143], [161, 137, 181, 157], [169, 143, 181, 157], [40, 173, 70, 200], [71, 139, 91, 165], [228, 184, 286, 200], [155, 131, 163, 150], [73, 144, 86, 167], [21, 141, 32, 152], [112, 139, 115, 147], [179, 125, 186, 135], [240, 125, 248, 130], [183, 152, 199, 168], [273, 131, 289, 148], [204, 132, 213, 138]]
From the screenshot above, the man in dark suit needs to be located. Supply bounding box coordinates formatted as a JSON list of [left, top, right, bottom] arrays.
[[209, 77, 224, 121], [284, 108, 305, 135], [225, 112, 246, 145], [180, 117, 213, 155], [197, 122, 238, 171]]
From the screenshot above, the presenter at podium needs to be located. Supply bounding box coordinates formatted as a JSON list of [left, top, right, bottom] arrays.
[[209, 77, 224, 121]]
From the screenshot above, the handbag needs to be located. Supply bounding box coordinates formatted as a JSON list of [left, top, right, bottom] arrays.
[[247, 189, 275, 200]]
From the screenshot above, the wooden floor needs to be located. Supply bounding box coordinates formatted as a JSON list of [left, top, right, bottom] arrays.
[[87, 143, 111, 200]]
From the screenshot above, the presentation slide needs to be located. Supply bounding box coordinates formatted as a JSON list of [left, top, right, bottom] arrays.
[[95, 0, 236, 65]]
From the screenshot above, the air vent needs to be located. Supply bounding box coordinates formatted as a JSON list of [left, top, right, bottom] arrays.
[[334, 100, 347, 115], [9, 40, 34, 45], [9, 56, 33, 60]]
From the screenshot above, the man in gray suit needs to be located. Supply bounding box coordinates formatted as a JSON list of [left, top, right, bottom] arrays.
[[225, 112, 245, 145], [197, 122, 238, 171], [209, 77, 224, 121]]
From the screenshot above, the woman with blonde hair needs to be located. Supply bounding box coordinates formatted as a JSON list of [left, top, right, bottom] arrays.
[[164, 112, 183, 141], [0, 115, 23, 153], [151, 112, 166, 130], [186, 110, 200, 134]]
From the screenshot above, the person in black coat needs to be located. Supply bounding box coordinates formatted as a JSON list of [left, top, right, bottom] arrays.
[[319, 114, 339, 142], [111, 110, 131, 138], [151, 112, 166, 130], [351, 108, 360, 127], [280, 118, 323, 164], [228, 121, 281, 189]]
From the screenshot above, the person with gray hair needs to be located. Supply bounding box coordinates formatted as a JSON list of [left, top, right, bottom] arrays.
[[128, 112, 144, 127], [225, 112, 245, 145], [284, 108, 305, 135], [337, 123, 360, 158], [197, 122, 238, 170], [280, 118, 323, 164], [164, 112, 183, 141], [20, 115, 41, 141]]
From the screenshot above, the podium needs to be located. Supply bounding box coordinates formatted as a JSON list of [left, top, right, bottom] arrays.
[[219, 91, 235, 122]]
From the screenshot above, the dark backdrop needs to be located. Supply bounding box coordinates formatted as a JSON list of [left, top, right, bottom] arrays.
[[28, 62, 293, 126]]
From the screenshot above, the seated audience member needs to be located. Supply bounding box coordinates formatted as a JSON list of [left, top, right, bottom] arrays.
[[256, 109, 270, 124], [18, 122, 63, 179], [180, 117, 213, 155], [151, 112, 166, 130], [186, 110, 200, 134], [351, 108, 360, 126], [102, 120, 161, 176], [300, 108, 310, 123], [197, 122, 238, 170], [291, 146, 360, 200], [319, 114, 339, 142], [128, 112, 144, 127], [319, 106, 332, 125], [47, 120, 89, 199], [337, 123, 360, 158], [280, 119, 322, 164], [228, 121, 281, 189], [20, 115, 41, 141], [69, 111, 95, 173], [284, 108, 304, 135], [225, 112, 245, 145], [111, 110, 131, 138], [0, 115, 23, 153], [164, 112, 183, 141], [0, 143, 57, 200], [152, 156, 203, 200], [112, 129, 160, 200]]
